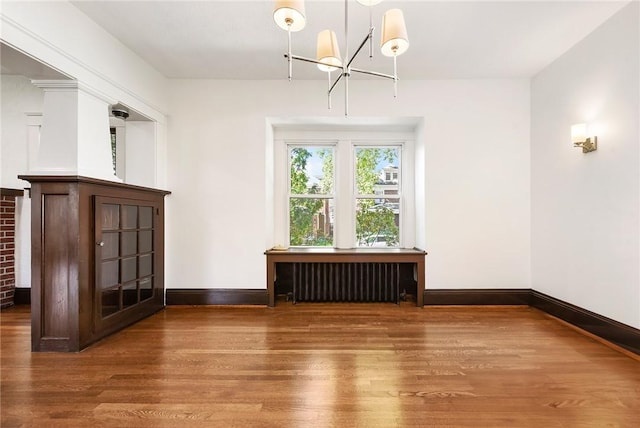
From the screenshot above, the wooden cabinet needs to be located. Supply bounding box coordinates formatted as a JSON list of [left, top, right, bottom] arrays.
[[19, 175, 170, 352]]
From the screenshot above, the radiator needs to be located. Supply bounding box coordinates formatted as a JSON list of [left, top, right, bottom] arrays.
[[292, 262, 400, 303]]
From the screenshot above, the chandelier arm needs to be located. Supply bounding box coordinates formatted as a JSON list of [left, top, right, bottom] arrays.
[[350, 67, 396, 80], [286, 54, 339, 70], [393, 53, 398, 98], [287, 26, 292, 81], [344, 0, 349, 65], [369, 7, 374, 59], [327, 72, 332, 110], [345, 68, 349, 117], [346, 29, 374, 70], [328, 72, 344, 96]]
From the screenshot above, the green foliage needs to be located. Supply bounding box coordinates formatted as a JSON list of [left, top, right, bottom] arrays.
[[110, 131, 117, 174], [356, 200, 399, 247], [355, 148, 399, 247], [289, 148, 329, 246], [318, 148, 333, 194], [356, 148, 395, 194], [288, 146, 400, 247]]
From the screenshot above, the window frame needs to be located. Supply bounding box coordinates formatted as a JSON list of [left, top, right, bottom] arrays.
[[273, 129, 415, 249]]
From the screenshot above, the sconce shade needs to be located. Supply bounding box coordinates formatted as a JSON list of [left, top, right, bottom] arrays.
[[316, 30, 342, 72], [381, 9, 409, 57], [571, 123, 587, 144], [274, 0, 306, 32], [356, 0, 384, 5]]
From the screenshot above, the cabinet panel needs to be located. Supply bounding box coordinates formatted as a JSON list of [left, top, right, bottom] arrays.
[[42, 195, 71, 339]]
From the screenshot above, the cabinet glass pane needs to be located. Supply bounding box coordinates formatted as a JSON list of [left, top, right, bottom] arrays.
[[101, 260, 119, 289], [139, 206, 153, 229], [121, 231, 137, 256], [139, 230, 152, 253], [101, 204, 120, 230], [122, 205, 138, 229], [101, 232, 119, 260], [122, 282, 138, 308], [102, 287, 120, 317], [139, 254, 152, 277], [140, 277, 153, 301], [121, 257, 137, 283]]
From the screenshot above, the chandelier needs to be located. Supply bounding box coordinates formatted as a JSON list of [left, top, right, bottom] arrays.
[[273, 0, 409, 116]]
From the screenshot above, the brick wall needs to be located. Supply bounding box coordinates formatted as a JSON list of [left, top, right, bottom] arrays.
[[1, 195, 16, 309]]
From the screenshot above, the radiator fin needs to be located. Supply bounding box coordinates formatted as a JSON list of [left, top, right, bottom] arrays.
[[292, 262, 399, 303]]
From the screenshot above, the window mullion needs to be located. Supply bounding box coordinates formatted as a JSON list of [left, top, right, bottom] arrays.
[[334, 139, 353, 248]]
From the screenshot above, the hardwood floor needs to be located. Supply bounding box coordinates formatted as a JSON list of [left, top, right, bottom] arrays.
[[1, 303, 639, 427]]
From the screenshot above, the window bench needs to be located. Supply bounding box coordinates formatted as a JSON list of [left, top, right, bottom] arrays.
[[265, 248, 427, 307]]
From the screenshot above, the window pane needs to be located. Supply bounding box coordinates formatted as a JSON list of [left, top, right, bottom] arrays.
[[139, 230, 153, 253], [289, 198, 334, 246], [102, 287, 120, 317], [355, 147, 400, 195], [140, 278, 153, 301], [101, 204, 119, 230], [139, 254, 153, 277], [356, 198, 400, 247], [122, 282, 138, 308], [122, 205, 138, 229], [101, 232, 119, 260], [121, 257, 137, 283], [139, 206, 153, 229], [121, 231, 137, 256], [101, 260, 119, 289], [289, 147, 334, 195]]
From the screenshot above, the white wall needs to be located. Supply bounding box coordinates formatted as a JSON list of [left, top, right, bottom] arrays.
[[531, 2, 640, 328], [167, 79, 531, 290], [0, 75, 42, 289], [125, 121, 157, 187]]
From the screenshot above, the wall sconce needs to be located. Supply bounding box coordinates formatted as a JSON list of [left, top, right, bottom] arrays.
[[571, 123, 597, 153]]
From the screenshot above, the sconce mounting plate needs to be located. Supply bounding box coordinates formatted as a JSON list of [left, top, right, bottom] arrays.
[[574, 136, 597, 153]]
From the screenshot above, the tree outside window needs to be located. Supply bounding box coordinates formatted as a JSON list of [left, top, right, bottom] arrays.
[[355, 147, 400, 247], [289, 147, 334, 246], [288, 144, 402, 248]]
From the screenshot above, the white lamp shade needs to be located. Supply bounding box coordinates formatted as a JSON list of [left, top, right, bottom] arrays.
[[316, 30, 342, 72], [571, 123, 587, 143], [356, 0, 384, 6], [274, 0, 306, 32], [381, 9, 409, 57]]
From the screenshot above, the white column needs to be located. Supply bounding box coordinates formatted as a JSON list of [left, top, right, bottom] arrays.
[[25, 113, 42, 173], [30, 80, 121, 182]]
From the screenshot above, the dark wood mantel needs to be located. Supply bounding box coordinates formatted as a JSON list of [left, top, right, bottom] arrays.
[[265, 248, 427, 307]]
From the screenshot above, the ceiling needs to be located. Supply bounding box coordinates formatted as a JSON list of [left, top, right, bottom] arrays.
[[66, 0, 630, 80], [0, 1, 630, 82]]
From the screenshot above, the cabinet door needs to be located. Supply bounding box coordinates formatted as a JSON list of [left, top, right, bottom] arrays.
[[94, 196, 160, 330]]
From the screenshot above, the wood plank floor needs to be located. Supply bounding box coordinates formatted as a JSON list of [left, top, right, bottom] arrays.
[[1, 304, 639, 427]]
